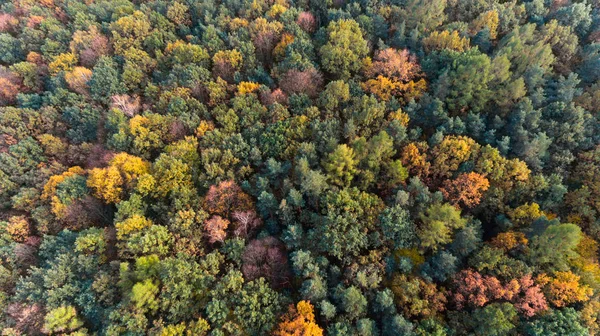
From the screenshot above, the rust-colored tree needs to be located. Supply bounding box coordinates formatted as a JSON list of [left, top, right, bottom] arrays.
[[365, 48, 421, 81], [204, 215, 229, 244], [440, 172, 490, 208], [0, 68, 21, 105], [204, 180, 254, 218], [279, 68, 323, 98]]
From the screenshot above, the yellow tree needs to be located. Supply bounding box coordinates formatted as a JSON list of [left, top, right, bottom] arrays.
[[541, 271, 593, 307], [48, 53, 77, 75], [471, 10, 499, 40], [274, 301, 323, 336], [87, 153, 149, 203], [422, 30, 470, 52], [87, 166, 123, 204], [65, 66, 93, 95], [430, 136, 480, 180]]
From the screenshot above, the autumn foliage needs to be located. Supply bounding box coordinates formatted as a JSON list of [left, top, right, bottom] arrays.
[[204, 180, 254, 218], [274, 301, 323, 336]]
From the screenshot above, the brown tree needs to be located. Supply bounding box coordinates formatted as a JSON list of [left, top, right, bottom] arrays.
[[242, 236, 291, 288]]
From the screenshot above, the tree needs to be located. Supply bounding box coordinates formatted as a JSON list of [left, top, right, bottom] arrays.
[[231, 210, 261, 238], [514, 274, 548, 317], [48, 53, 77, 75], [87, 166, 123, 204], [423, 31, 470, 52], [274, 301, 323, 336], [212, 49, 243, 82], [279, 68, 323, 98], [440, 172, 490, 208], [472, 303, 518, 336], [0, 67, 21, 105], [131, 279, 160, 313], [5, 216, 31, 242], [432, 49, 493, 113], [242, 236, 290, 288], [43, 306, 85, 334], [430, 136, 479, 180], [70, 26, 110, 67], [340, 286, 368, 320], [379, 205, 417, 249], [471, 10, 499, 40], [542, 271, 592, 308], [320, 19, 369, 79], [418, 203, 467, 251], [89, 56, 123, 102], [110, 11, 151, 54], [65, 67, 93, 95], [322, 144, 357, 187], [204, 180, 254, 217], [312, 188, 384, 260], [393, 0, 446, 32], [525, 308, 589, 336], [390, 274, 447, 319], [204, 216, 229, 244], [365, 48, 421, 81], [529, 223, 582, 271], [297, 12, 316, 33]]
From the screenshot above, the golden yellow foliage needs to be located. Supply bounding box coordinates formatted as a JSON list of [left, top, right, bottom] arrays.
[[581, 299, 600, 336], [229, 18, 249, 30], [65, 66, 92, 94], [6, 216, 31, 242], [267, 4, 288, 18], [388, 109, 410, 127], [490, 231, 528, 251], [195, 120, 215, 138], [212, 50, 243, 70], [423, 30, 470, 52], [43, 167, 86, 201], [545, 271, 593, 307], [87, 166, 124, 204], [471, 10, 499, 39], [362, 75, 398, 101], [49, 53, 77, 75], [274, 33, 294, 58], [115, 215, 153, 240], [110, 152, 151, 185], [42, 166, 86, 218], [237, 81, 261, 95], [397, 78, 427, 102], [274, 301, 323, 336]]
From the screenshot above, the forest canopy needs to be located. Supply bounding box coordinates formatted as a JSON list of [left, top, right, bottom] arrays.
[[1, 0, 600, 335]]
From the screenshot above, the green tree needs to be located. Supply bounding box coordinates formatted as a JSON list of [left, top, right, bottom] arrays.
[[525, 308, 589, 336], [529, 223, 582, 271], [418, 203, 467, 252], [89, 56, 123, 102], [320, 19, 369, 79], [472, 303, 518, 336]]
